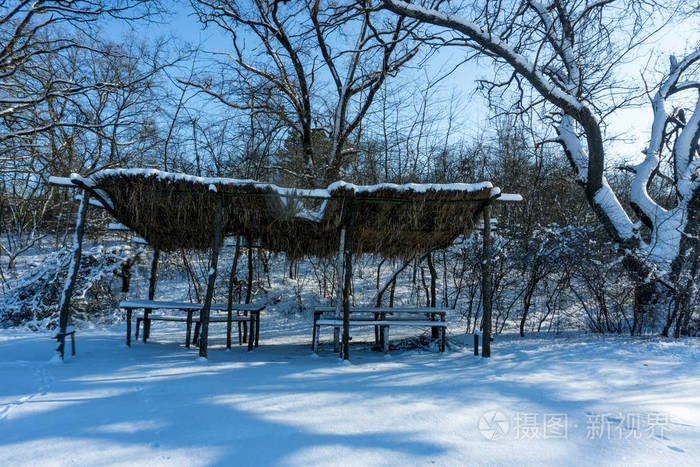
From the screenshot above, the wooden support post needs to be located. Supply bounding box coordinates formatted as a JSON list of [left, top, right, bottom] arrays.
[[334, 228, 346, 353], [255, 311, 260, 347], [381, 326, 389, 354], [120, 262, 132, 296], [144, 249, 159, 342], [199, 194, 223, 359], [247, 312, 255, 352], [194, 321, 201, 345], [481, 203, 493, 358], [55, 190, 89, 360], [474, 333, 479, 356], [427, 252, 439, 341], [126, 309, 132, 347], [243, 245, 253, 343], [311, 310, 319, 351], [342, 201, 357, 360], [120, 258, 132, 348], [226, 237, 241, 349], [186, 310, 193, 348], [312, 322, 320, 353]]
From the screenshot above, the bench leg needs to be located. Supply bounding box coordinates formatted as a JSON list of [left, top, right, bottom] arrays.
[[135, 318, 141, 340], [71, 332, 76, 356], [126, 309, 132, 347], [186, 310, 193, 348], [311, 315, 318, 350], [441, 314, 446, 352], [143, 310, 150, 343], [193, 321, 200, 346], [255, 312, 260, 348], [145, 312, 151, 339], [379, 312, 387, 349], [312, 324, 320, 353], [226, 311, 232, 350], [336, 326, 343, 357], [333, 327, 340, 353], [238, 320, 242, 345], [247, 315, 255, 352], [381, 326, 389, 354]]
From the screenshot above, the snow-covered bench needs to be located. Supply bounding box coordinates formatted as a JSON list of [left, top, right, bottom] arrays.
[[120, 300, 264, 351], [312, 306, 448, 354]]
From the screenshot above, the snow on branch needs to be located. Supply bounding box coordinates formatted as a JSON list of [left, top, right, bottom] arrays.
[[675, 96, 700, 199], [631, 48, 700, 221], [381, 0, 584, 114], [556, 115, 589, 183]]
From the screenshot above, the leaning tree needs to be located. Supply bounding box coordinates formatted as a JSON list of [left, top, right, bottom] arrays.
[[382, 0, 699, 335]]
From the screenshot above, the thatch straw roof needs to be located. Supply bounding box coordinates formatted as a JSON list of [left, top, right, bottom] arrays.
[[67, 169, 498, 258]]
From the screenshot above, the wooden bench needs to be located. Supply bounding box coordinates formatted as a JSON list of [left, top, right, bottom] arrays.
[[312, 306, 448, 354], [52, 327, 76, 357], [120, 300, 264, 351]]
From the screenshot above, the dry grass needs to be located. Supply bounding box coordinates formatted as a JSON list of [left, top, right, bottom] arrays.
[[88, 172, 492, 258]]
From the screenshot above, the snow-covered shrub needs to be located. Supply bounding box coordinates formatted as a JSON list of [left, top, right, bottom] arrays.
[[0, 244, 143, 330]]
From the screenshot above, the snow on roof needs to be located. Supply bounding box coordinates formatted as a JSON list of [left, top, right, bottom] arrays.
[[50, 168, 517, 256]]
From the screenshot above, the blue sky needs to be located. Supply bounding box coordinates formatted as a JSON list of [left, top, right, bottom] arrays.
[[108, 2, 698, 165]]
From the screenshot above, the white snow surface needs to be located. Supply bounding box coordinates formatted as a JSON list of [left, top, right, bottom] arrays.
[[496, 193, 523, 202], [1, 321, 699, 466], [107, 223, 129, 231], [68, 168, 496, 199]]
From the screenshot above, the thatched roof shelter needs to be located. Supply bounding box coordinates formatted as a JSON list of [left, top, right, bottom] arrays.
[[49, 168, 521, 361], [64, 169, 500, 258]]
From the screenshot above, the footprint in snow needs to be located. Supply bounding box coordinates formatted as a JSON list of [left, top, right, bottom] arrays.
[[667, 445, 684, 453]]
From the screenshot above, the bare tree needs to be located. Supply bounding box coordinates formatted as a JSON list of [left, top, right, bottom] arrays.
[[186, 0, 423, 185], [383, 0, 700, 334], [0, 1, 161, 131], [1, 15, 169, 275]]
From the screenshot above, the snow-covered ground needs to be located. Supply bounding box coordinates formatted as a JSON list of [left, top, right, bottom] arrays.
[[1, 313, 699, 466]]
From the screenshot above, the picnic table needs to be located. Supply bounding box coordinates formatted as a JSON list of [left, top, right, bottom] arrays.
[[119, 299, 265, 351], [312, 306, 448, 354]]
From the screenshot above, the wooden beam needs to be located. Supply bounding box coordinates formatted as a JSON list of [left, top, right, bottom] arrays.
[[199, 194, 223, 359], [55, 190, 89, 360], [494, 193, 523, 203], [481, 204, 493, 358]]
